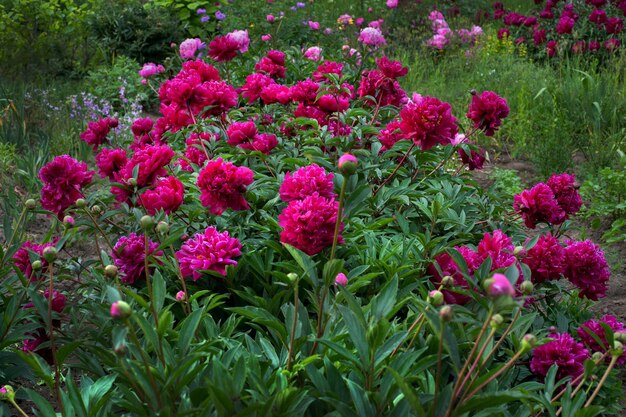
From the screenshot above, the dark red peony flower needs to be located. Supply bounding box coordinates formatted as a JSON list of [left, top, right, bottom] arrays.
[[399, 94, 458, 150], [79, 117, 118, 150], [523, 233, 565, 283], [95, 148, 128, 180], [578, 315, 626, 364], [513, 183, 565, 228], [466, 91, 509, 136], [112, 233, 163, 284], [39, 155, 94, 217], [530, 333, 589, 381], [139, 176, 184, 215], [563, 239, 610, 300], [547, 173, 582, 218]]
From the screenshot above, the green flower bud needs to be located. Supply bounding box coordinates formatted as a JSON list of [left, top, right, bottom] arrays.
[[91, 205, 102, 215], [32, 260, 42, 271], [42, 246, 57, 262], [441, 275, 454, 288], [439, 305, 454, 322], [513, 246, 525, 256], [490, 314, 504, 328], [140, 215, 154, 230], [520, 334, 537, 353], [0, 385, 15, 402], [156, 221, 169, 234], [25, 199, 36, 210], [615, 332, 626, 343], [110, 300, 132, 320], [287, 272, 299, 283], [428, 290, 444, 306], [104, 265, 118, 278], [75, 198, 87, 208], [128, 178, 137, 187], [520, 280, 534, 295], [592, 351, 604, 362], [612, 340, 624, 357]]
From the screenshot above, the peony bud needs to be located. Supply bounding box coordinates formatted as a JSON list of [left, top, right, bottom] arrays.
[[592, 351, 604, 362], [513, 246, 525, 256], [470, 89, 477, 96], [110, 300, 132, 320], [140, 215, 154, 229], [25, 199, 36, 210], [287, 272, 299, 283], [338, 153, 358, 176], [490, 314, 504, 328], [104, 264, 118, 278], [335, 272, 348, 286], [32, 260, 42, 271], [485, 273, 515, 297], [128, 178, 138, 187], [91, 205, 102, 215], [42, 246, 57, 262], [175, 290, 186, 302], [520, 280, 534, 295], [520, 333, 536, 353], [63, 215, 75, 227], [612, 341, 624, 357], [441, 275, 454, 287], [615, 331, 626, 343], [439, 305, 454, 321], [0, 385, 15, 402], [428, 290, 444, 306], [156, 221, 169, 234], [75, 198, 87, 208], [114, 344, 127, 356]]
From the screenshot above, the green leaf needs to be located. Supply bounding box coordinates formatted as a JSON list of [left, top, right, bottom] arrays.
[[24, 388, 57, 417], [178, 307, 204, 351], [387, 367, 426, 417], [151, 270, 166, 311], [282, 243, 319, 287], [371, 276, 398, 319]]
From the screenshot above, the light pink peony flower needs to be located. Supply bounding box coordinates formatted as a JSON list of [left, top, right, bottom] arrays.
[[358, 27, 386, 47]]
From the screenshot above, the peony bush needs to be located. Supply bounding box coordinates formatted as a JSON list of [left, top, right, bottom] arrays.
[[0, 22, 624, 417]]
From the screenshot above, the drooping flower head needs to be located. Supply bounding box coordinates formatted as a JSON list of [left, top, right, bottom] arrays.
[[255, 50, 286, 79], [197, 158, 254, 215], [39, 155, 94, 217], [227, 121, 257, 146], [176, 227, 242, 281], [563, 239, 610, 300], [466, 91, 509, 136], [399, 94, 458, 150], [376, 56, 408, 79], [530, 333, 589, 381], [112, 233, 163, 284], [278, 193, 342, 255], [280, 164, 335, 202]]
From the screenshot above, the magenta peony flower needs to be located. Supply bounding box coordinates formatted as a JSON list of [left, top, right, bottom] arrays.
[[278, 193, 342, 255], [399, 94, 458, 150], [466, 91, 509, 136], [79, 117, 118, 150], [563, 240, 610, 300], [358, 27, 386, 47], [179, 132, 217, 172], [176, 227, 242, 280], [227, 121, 257, 146], [387, 0, 398, 8], [197, 158, 254, 215], [605, 17, 624, 34], [476, 229, 517, 272], [335, 272, 348, 286], [523, 234, 565, 283], [280, 164, 335, 202], [241, 73, 275, 103], [239, 133, 278, 154], [313, 61, 343, 82], [556, 16, 575, 34], [39, 155, 94, 217], [533, 29, 547, 46], [358, 69, 408, 108], [260, 83, 292, 104], [378, 119, 405, 151], [427, 247, 483, 305], [458, 145, 486, 170], [113, 145, 175, 203], [547, 173, 582, 217], [112, 233, 163, 284], [530, 333, 589, 381], [578, 315, 626, 364], [291, 79, 321, 104], [95, 148, 128, 180], [12, 240, 55, 279], [589, 9, 607, 25], [139, 176, 184, 215], [547, 40, 558, 57], [376, 56, 408, 79], [255, 50, 286, 79], [513, 183, 566, 228], [208, 30, 248, 61]]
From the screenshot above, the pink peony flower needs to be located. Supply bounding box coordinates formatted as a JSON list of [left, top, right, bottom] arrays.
[[399, 94, 458, 150], [95, 148, 128, 180], [197, 158, 254, 215], [176, 227, 242, 280], [530, 333, 589, 381], [39, 155, 94, 217], [313, 61, 343, 82], [378, 119, 405, 151], [291, 79, 320, 104], [261, 34, 272, 42], [179, 38, 205, 59], [280, 164, 335, 202], [547, 173, 582, 217], [604, 38, 621, 52], [178, 132, 217, 172], [458, 145, 486, 170], [304, 46, 323, 61], [563, 240, 610, 300], [241, 73, 275, 103], [139, 176, 184, 215], [227, 121, 257, 146], [112, 233, 162, 284], [335, 272, 348, 286], [427, 247, 483, 305], [578, 315, 626, 364], [255, 50, 286, 79], [513, 183, 566, 228], [208, 30, 249, 61], [523, 234, 565, 283], [239, 133, 278, 154], [79, 117, 118, 150], [139, 63, 165, 78], [260, 83, 292, 104], [376, 56, 408, 79], [308, 20, 320, 30], [488, 273, 515, 297], [387, 0, 398, 8], [358, 27, 386, 47], [278, 193, 342, 255], [466, 91, 509, 136]]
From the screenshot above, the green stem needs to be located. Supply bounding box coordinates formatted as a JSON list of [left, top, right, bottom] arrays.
[[330, 176, 348, 260], [287, 282, 299, 372], [432, 320, 446, 417], [455, 327, 497, 402], [47, 264, 62, 411], [583, 355, 619, 408], [463, 349, 524, 401], [84, 207, 114, 251], [1, 206, 27, 265], [143, 233, 165, 365], [125, 318, 163, 409], [373, 143, 416, 197], [8, 399, 31, 417]]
